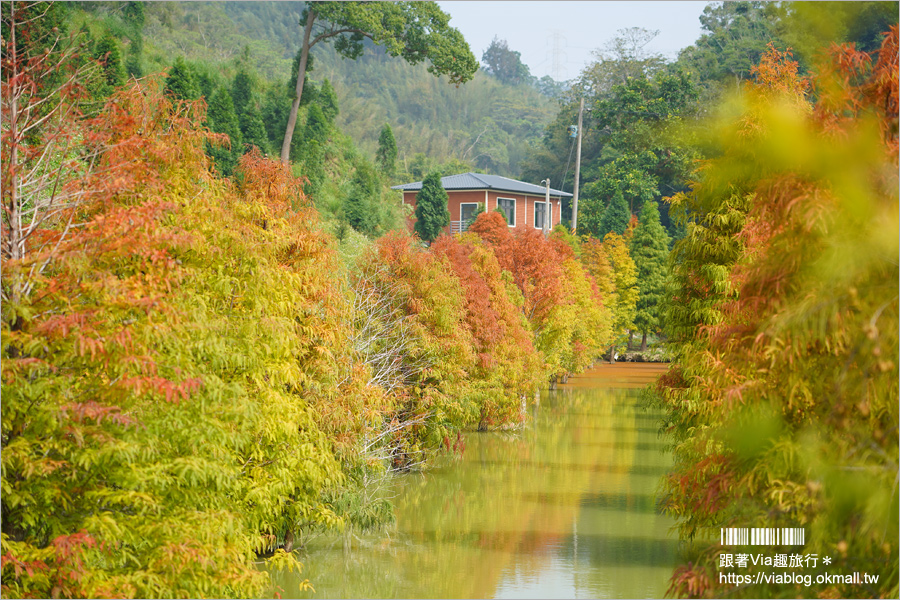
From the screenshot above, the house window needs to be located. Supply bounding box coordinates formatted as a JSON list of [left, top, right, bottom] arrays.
[[457, 202, 481, 233], [534, 201, 552, 230], [497, 197, 516, 226]]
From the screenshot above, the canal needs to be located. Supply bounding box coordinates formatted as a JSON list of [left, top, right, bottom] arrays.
[[269, 362, 678, 599]]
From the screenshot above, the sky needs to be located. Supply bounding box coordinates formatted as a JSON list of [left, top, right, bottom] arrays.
[[437, 1, 712, 81]]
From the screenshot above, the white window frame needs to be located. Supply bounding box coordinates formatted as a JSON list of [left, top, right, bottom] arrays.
[[497, 197, 517, 227], [459, 202, 481, 223], [533, 200, 552, 230]]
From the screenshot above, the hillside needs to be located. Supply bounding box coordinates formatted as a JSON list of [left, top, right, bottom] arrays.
[[83, 1, 557, 181]]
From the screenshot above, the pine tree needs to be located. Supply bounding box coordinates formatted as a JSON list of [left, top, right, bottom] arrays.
[[598, 189, 631, 236], [376, 123, 398, 178], [629, 200, 670, 350], [414, 171, 450, 243], [165, 57, 199, 101], [206, 87, 242, 176]]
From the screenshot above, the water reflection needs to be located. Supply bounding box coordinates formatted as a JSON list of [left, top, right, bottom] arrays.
[[269, 363, 677, 599]]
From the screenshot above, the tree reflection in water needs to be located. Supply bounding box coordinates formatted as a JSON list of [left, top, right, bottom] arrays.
[[269, 363, 678, 599]]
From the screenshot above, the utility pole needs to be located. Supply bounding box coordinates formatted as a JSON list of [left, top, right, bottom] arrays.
[[572, 97, 584, 234], [541, 178, 551, 236]]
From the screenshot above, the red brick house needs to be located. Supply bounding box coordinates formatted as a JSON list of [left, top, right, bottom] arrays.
[[392, 172, 571, 235]]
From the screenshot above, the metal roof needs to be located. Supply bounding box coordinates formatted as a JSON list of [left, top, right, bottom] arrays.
[[391, 172, 572, 198]]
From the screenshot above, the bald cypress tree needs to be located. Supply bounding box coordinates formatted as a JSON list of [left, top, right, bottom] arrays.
[[629, 200, 670, 350]]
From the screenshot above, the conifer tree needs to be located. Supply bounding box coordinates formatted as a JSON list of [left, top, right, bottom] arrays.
[[414, 171, 449, 243], [92, 33, 126, 94], [232, 69, 254, 116], [206, 87, 243, 176], [345, 161, 381, 236], [598, 189, 631, 236], [239, 107, 270, 154], [376, 123, 398, 178], [300, 103, 328, 196], [318, 78, 339, 124], [629, 200, 670, 350], [122, 1, 144, 78], [165, 57, 199, 101]]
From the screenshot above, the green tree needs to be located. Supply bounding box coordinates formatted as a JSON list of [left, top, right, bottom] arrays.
[[122, 1, 144, 78], [231, 69, 254, 116], [629, 200, 670, 350], [677, 1, 783, 98], [92, 32, 126, 93], [481, 36, 533, 86], [165, 56, 199, 101], [318, 78, 339, 124], [239, 106, 270, 154], [414, 171, 449, 243], [597, 189, 630, 236], [376, 123, 398, 177], [300, 103, 329, 196], [261, 84, 290, 150], [206, 87, 243, 176], [280, 1, 478, 163], [585, 68, 698, 231], [345, 160, 381, 236]]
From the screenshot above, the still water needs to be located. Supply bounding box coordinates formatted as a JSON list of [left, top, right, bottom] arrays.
[[270, 363, 678, 599]]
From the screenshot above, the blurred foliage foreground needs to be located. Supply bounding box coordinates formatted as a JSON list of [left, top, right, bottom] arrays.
[[655, 29, 899, 599]]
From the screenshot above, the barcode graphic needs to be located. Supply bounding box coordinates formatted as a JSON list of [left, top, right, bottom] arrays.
[[721, 527, 805, 546]]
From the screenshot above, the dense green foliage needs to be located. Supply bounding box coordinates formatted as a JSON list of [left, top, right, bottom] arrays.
[[344, 161, 382, 237], [413, 171, 449, 243], [163, 56, 199, 101], [596, 189, 630, 237], [375, 123, 398, 177], [629, 200, 670, 349], [206, 86, 243, 176]]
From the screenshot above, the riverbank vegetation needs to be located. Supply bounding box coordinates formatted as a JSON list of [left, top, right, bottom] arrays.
[[3, 1, 898, 598], [0, 4, 615, 596]]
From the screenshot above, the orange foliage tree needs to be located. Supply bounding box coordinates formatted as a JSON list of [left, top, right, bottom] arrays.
[[431, 233, 544, 428], [468, 211, 611, 380], [1, 78, 375, 597]]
